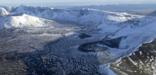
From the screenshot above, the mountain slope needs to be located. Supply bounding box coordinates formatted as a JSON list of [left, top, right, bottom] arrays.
[[1, 6, 156, 75], [0, 14, 55, 29]]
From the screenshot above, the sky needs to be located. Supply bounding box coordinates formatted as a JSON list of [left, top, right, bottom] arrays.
[[0, 0, 156, 6]]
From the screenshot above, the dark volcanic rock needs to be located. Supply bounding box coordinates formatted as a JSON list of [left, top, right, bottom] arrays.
[[100, 37, 124, 48], [79, 33, 92, 39], [78, 37, 124, 52], [0, 39, 103, 75], [111, 40, 156, 75]]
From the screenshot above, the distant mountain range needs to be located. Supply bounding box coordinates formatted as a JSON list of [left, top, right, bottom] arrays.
[[69, 4, 156, 11]]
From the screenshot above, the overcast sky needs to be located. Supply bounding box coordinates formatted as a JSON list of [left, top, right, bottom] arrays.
[[0, 0, 156, 6]]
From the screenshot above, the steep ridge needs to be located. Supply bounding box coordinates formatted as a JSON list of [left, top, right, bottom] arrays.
[[111, 40, 156, 75]]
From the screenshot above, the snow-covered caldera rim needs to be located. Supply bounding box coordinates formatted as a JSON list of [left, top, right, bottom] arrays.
[[0, 6, 145, 30], [11, 6, 144, 23]]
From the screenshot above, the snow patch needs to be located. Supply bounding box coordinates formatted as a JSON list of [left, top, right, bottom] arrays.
[[0, 7, 9, 16], [0, 14, 54, 29]]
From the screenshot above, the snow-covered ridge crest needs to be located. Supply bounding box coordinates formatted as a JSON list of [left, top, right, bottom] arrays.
[[0, 13, 54, 29], [0, 6, 143, 30], [12, 6, 142, 25]]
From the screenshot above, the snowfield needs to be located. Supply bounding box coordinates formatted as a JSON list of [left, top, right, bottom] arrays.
[[0, 6, 156, 75]]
